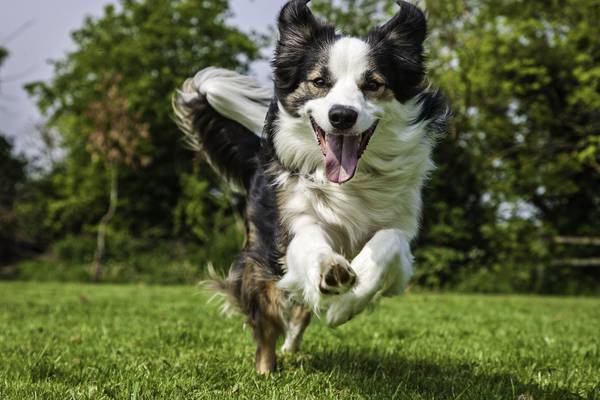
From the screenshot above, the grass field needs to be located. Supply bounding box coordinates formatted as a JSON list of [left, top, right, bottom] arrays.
[[0, 282, 598, 399]]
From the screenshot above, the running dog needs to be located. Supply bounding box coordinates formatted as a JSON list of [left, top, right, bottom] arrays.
[[174, 0, 449, 373]]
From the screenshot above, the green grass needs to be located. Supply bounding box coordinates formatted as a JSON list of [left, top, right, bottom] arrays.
[[0, 282, 598, 399]]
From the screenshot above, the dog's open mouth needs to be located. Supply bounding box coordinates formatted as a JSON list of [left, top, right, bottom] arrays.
[[310, 116, 378, 184]]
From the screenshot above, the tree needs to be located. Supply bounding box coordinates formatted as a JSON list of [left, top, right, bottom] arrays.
[[25, 0, 259, 274], [85, 74, 151, 280], [19, 0, 599, 291], [0, 47, 27, 265], [1, 46, 54, 267], [424, 0, 600, 291], [0, 135, 27, 265]]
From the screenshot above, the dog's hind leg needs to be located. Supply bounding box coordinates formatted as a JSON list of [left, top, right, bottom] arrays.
[[254, 312, 281, 374], [281, 304, 311, 353], [219, 261, 285, 374], [250, 280, 285, 374]]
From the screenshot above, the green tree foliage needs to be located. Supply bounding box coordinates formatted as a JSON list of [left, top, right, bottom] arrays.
[[424, 0, 600, 292], [0, 47, 57, 267], [24, 0, 259, 269], [0, 47, 25, 264], [83, 74, 152, 280], [7, 1, 599, 291], [0, 136, 27, 265]]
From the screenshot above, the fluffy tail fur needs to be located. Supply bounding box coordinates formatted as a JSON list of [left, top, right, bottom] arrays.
[[173, 67, 271, 191]]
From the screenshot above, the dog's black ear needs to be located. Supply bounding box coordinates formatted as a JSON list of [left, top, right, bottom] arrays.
[[277, 0, 319, 40], [377, 1, 427, 45], [367, 1, 427, 102], [273, 0, 335, 104]]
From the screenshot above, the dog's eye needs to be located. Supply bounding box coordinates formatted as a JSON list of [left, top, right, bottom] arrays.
[[364, 80, 383, 92], [312, 78, 327, 88]]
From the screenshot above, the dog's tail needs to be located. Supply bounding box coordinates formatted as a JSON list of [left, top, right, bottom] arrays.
[[173, 67, 272, 192]]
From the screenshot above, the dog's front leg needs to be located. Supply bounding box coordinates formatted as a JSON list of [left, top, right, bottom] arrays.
[[326, 229, 413, 327], [278, 216, 356, 310]]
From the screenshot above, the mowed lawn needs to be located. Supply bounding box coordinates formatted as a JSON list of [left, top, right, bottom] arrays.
[[0, 282, 598, 399]]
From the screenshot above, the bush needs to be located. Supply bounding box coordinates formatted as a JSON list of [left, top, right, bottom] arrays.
[[52, 234, 97, 263], [12, 224, 244, 284], [16, 259, 91, 282]]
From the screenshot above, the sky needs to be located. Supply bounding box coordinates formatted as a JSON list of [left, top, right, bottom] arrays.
[[0, 0, 279, 156]]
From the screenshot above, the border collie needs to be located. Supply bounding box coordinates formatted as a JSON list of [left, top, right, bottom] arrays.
[[174, 0, 449, 374]]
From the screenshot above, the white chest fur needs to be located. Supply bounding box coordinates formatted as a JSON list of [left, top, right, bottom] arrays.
[[275, 100, 435, 258]]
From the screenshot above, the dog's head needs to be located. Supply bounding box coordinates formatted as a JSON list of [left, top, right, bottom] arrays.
[[272, 0, 427, 183]]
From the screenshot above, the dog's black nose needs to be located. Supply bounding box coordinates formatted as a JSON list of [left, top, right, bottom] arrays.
[[329, 105, 358, 130]]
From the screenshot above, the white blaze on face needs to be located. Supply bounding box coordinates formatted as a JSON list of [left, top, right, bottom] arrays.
[[329, 37, 371, 82], [307, 38, 374, 134], [303, 37, 379, 183]]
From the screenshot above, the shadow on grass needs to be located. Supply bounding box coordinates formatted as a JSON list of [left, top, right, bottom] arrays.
[[288, 348, 585, 400]]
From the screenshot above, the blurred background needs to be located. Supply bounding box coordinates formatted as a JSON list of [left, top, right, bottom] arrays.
[[0, 0, 598, 294]]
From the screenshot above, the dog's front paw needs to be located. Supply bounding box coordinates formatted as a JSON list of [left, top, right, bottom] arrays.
[[280, 251, 355, 310], [318, 254, 356, 296]]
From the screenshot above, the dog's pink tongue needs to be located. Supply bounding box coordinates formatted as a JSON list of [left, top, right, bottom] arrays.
[[324, 134, 360, 184]]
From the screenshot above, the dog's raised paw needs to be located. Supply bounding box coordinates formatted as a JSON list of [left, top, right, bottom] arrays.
[[319, 255, 356, 295]]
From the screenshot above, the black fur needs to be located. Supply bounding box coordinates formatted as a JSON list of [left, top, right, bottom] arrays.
[[242, 101, 291, 278], [188, 94, 263, 191], [415, 89, 452, 136], [367, 1, 427, 102], [273, 0, 337, 113]]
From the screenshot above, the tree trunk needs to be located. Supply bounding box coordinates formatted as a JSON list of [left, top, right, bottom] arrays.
[[92, 166, 118, 282]]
